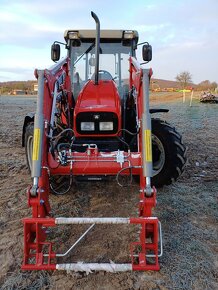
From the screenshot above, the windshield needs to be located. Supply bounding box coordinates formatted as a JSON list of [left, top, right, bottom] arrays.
[[70, 41, 131, 99]]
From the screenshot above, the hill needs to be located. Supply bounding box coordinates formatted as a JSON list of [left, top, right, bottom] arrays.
[[0, 78, 196, 94], [0, 80, 36, 94], [151, 78, 195, 90]]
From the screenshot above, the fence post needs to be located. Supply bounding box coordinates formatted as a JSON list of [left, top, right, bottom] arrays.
[[183, 90, 186, 103], [190, 90, 194, 106]]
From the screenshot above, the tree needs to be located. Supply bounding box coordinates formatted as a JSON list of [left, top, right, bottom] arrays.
[[176, 71, 192, 89], [210, 82, 218, 91], [196, 80, 218, 91]]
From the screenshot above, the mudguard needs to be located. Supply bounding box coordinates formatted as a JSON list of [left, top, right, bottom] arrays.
[[149, 109, 169, 114], [21, 112, 35, 147]]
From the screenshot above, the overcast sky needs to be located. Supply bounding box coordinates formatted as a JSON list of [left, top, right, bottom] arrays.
[[0, 0, 217, 84]]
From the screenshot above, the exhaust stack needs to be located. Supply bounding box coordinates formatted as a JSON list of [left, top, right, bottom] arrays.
[[91, 11, 100, 85]]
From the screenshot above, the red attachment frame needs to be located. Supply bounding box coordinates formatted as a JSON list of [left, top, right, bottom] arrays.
[[22, 56, 161, 272], [22, 217, 159, 271], [130, 217, 160, 271], [22, 218, 56, 270]]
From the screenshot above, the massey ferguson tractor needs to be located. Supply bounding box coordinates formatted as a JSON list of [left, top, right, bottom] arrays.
[[21, 12, 186, 272]]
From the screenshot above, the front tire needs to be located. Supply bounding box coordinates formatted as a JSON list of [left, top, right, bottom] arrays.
[[24, 122, 34, 173], [151, 118, 187, 187]]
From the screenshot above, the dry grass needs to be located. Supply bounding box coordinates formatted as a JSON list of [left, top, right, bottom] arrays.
[[0, 94, 217, 290]]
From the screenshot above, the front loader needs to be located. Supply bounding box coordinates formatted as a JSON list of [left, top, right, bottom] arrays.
[[21, 12, 186, 272]]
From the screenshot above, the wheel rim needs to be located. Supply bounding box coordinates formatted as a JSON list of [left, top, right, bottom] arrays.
[[27, 135, 33, 172], [152, 134, 165, 176]]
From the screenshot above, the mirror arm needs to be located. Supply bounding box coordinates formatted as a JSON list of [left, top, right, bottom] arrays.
[[137, 41, 149, 47], [54, 41, 66, 46], [54, 40, 68, 49], [140, 61, 149, 65]]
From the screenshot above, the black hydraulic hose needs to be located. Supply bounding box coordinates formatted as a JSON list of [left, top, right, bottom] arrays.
[[91, 11, 100, 85], [50, 128, 74, 140], [116, 136, 130, 152], [116, 166, 133, 187], [50, 175, 73, 195], [117, 128, 140, 136]]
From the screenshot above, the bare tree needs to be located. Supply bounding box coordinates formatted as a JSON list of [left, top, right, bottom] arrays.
[[176, 71, 192, 89], [196, 80, 218, 91]]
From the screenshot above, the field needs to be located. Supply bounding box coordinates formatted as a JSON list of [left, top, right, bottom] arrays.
[[0, 92, 217, 290]]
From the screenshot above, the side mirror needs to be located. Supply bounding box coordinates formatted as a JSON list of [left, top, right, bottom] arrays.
[[142, 43, 152, 62], [51, 43, 60, 62]]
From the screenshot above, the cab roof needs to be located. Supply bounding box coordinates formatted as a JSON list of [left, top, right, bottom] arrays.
[[64, 29, 139, 44]]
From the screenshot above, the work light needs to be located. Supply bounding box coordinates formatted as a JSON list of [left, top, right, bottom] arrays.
[[81, 122, 95, 131], [123, 30, 134, 39], [99, 122, 113, 131]]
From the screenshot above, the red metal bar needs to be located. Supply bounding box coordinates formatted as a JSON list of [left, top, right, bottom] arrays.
[[22, 218, 56, 270], [22, 217, 159, 271], [139, 187, 157, 217], [130, 217, 159, 271], [48, 151, 141, 175]]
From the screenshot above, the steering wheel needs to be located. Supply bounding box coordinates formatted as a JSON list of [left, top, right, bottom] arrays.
[[91, 70, 113, 81], [98, 70, 113, 80]]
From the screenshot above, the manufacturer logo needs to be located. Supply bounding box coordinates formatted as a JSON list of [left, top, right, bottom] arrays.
[[93, 114, 100, 120]]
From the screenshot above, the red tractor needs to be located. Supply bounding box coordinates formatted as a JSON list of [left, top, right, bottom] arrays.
[[21, 12, 186, 272]]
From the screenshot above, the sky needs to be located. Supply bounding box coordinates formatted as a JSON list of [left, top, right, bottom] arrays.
[[0, 0, 217, 84]]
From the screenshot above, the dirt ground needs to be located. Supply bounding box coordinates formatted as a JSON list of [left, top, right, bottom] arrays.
[[0, 92, 217, 290]]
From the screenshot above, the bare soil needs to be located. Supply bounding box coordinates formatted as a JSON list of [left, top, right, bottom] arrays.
[[0, 92, 217, 290]]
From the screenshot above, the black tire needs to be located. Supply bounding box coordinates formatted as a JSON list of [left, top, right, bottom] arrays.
[[151, 118, 187, 187], [24, 122, 34, 173]]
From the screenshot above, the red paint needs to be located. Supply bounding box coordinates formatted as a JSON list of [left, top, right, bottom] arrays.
[[48, 151, 141, 175], [74, 79, 121, 137]]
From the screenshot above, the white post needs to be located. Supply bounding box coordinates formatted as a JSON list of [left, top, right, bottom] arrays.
[[190, 90, 194, 106], [183, 90, 186, 103]]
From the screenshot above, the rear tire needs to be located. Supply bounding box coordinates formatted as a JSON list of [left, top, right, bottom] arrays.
[[24, 122, 34, 173], [151, 118, 187, 187]]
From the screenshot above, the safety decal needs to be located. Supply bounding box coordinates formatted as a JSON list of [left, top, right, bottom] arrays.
[[32, 128, 40, 161], [144, 129, 152, 162]]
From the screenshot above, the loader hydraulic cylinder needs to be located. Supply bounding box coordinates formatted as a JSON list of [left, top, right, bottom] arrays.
[[31, 70, 45, 195], [141, 69, 153, 193]]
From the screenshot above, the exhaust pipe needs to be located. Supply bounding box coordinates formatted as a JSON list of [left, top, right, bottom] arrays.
[[91, 11, 100, 85]]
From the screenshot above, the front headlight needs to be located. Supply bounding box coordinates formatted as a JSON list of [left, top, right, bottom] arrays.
[[81, 122, 95, 131], [99, 122, 113, 131]]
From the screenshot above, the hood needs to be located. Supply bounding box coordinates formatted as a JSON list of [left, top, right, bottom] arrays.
[[74, 80, 121, 113]]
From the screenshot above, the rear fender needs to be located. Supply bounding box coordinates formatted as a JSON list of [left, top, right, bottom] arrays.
[[150, 109, 169, 114], [22, 112, 35, 147]]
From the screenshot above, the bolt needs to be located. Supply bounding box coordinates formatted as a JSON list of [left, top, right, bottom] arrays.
[[40, 199, 45, 205]]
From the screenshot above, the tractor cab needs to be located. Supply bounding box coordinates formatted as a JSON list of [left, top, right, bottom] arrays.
[[51, 29, 140, 144], [64, 29, 139, 100]]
